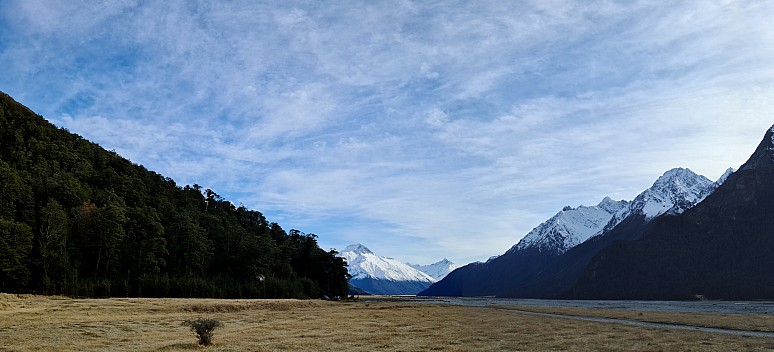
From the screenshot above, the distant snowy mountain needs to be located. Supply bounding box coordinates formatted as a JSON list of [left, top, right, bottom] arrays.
[[341, 244, 436, 295], [510, 197, 629, 255], [409, 259, 457, 281]]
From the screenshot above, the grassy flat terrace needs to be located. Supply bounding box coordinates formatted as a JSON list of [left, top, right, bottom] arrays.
[[1, 294, 773, 351]]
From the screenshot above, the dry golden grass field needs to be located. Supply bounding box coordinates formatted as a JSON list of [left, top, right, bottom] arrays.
[[1, 293, 773, 351], [503, 304, 774, 333]]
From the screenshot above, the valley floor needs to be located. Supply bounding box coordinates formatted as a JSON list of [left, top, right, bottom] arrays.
[[1, 294, 773, 351]]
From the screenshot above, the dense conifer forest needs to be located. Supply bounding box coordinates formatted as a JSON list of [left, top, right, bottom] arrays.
[[0, 92, 350, 298]]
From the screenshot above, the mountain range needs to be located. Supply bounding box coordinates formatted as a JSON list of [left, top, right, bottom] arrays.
[[341, 244, 455, 295], [421, 164, 734, 298], [569, 125, 774, 299]]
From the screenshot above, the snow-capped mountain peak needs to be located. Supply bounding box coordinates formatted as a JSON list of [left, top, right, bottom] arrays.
[[408, 259, 458, 281], [629, 167, 713, 219], [601, 168, 715, 233], [341, 244, 435, 283], [598, 196, 626, 213], [343, 243, 373, 255], [510, 197, 628, 255]]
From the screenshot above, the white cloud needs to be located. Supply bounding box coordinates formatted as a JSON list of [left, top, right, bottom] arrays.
[[2, 0, 774, 265]]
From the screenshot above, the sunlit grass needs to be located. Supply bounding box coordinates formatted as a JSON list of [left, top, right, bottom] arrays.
[[1, 294, 773, 351]]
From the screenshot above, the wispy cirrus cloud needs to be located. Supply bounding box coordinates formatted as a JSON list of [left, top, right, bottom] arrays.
[[2, 1, 774, 265]]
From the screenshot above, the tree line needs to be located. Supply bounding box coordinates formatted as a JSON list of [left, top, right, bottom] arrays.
[[0, 92, 350, 298]]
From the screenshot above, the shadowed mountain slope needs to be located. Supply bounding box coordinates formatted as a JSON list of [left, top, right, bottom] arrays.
[[571, 125, 774, 300]]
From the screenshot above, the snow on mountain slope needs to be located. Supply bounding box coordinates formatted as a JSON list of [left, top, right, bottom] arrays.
[[510, 197, 629, 255], [602, 168, 715, 233], [769, 126, 774, 158], [716, 167, 735, 186], [509, 168, 721, 256], [341, 244, 435, 283], [409, 259, 457, 281]]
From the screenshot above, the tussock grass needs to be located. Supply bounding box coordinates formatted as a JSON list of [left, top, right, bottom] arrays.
[[1, 295, 773, 351]]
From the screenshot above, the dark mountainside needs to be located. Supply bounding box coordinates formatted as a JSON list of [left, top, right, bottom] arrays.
[[419, 247, 556, 297], [500, 213, 658, 298], [0, 92, 349, 298], [347, 283, 370, 295], [348, 277, 432, 296], [571, 126, 774, 300]]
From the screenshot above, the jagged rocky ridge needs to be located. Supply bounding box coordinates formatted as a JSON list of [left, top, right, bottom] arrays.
[[510, 197, 629, 255]]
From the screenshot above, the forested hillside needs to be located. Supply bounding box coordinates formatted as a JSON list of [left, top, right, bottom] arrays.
[[0, 92, 349, 298]]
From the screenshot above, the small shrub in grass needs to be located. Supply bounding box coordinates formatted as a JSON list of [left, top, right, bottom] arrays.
[[182, 318, 223, 346]]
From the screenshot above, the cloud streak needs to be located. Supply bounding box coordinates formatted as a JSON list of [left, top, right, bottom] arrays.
[[2, 1, 774, 265]]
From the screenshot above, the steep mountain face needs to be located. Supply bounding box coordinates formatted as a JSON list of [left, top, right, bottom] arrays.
[[601, 168, 714, 233], [409, 259, 457, 281], [715, 167, 735, 187], [512, 197, 629, 255], [570, 125, 774, 300], [421, 168, 718, 298], [341, 244, 436, 295]]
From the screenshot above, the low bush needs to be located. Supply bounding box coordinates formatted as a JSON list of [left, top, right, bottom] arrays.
[[182, 318, 223, 346]]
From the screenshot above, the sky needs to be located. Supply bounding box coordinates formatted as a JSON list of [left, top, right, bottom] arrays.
[[2, 1, 774, 266]]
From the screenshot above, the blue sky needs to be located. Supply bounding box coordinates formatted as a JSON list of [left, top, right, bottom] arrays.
[[2, 1, 774, 265]]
